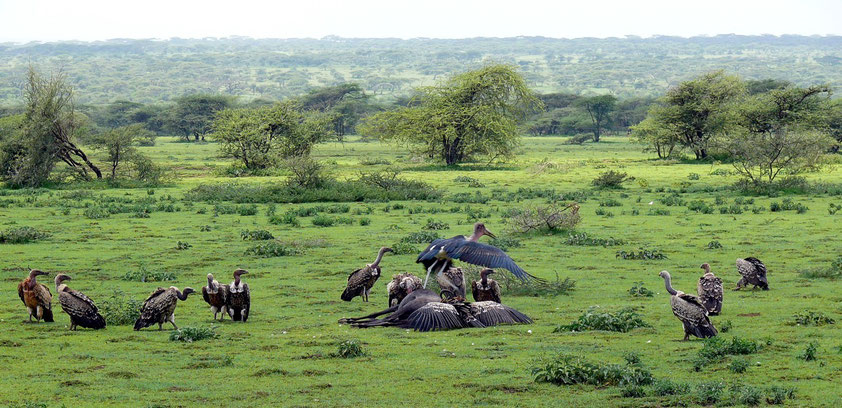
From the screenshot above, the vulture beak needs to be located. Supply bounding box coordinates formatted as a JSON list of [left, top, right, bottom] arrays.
[[384, 247, 394, 254]]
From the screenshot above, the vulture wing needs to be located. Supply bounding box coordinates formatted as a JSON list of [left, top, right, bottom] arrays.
[[341, 267, 369, 301], [470, 301, 533, 326], [406, 302, 464, 332], [17, 281, 25, 305], [451, 241, 540, 282], [241, 283, 250, 322], [202, 286, 210, 304], [34, 283, 53, 322]]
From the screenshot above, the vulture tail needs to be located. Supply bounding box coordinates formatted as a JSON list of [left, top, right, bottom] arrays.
[[42, 308, 54, 322], [232, 308, 243, 321], [694, 320, 718, 339], [89, 314, 106, 329], [340, 287, 359, 302], [133, 318, 149, 331]]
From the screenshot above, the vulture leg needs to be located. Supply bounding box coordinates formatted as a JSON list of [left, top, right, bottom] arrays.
[[36, 306, 43, 322], [169, 314, 178, 330], [423, 260, 439, 288], [220, 306, 227, 320], [158, 322, 163, 331], [27, 308, 33, 322]]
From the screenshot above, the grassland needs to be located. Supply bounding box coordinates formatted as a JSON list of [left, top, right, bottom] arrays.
[[1, 135, 841, 407]]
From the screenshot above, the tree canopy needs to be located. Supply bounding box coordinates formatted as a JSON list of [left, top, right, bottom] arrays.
[[360, 64, 542, 165], [167, 94, 235, 141]]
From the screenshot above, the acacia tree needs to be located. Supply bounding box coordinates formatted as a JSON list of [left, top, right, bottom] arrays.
[[91, 124, 154, 179], [641, 71, 744, 160], [5, 67, 102, 186], [211, 102, 334, 170], [577, 94, 616, 142], [721, 85, 833, 185], [167, 94, 234, 141], [360, 64, 542, 165]]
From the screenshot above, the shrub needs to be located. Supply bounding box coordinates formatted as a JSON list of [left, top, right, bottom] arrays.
[[245, 241, 301, 257], [240, 229, 275, 241], [100, 289, 142, 326], [719, 204, 743, 214], [531, 355, 653, 387], [400, 230, 440, 244], [269, 212, 300, 227], [332, 340, 367, 358], [488, 236, 521, 252], [175, 241, 192, 250], [312, 215, 335, 227], [84, 207, 110, 219], [619, 385, 646, 398], [359, 157, 391, 166], [688, 173, 700, 180], [238, 204, 258, 216], [687, 200, 714, 214], [694, 382, 724, 405], [554, 307, 649, 333], [592, 170, 630, 189], [766, 386, 795, 405], [628, 282, 653, 297], [799, 342, 818, 361], [564, 232, 624, 247], [694, 337, 759, 370], [0, 226, 50, 244], [615, 248, 667, 260], [706, 240, 723, 249], [390, 242, 417, 255], [599, 199, 622, 207], [661, 194, 685, 206], [283, 155, 331, 188], [505, 202, 580, 234], [169, 326, 217, 342], [652, 379, 690, 396], [720, 320, 733, 333], [121, 266, 176, 282], [423, 218, 449, 230], [595, 208, 614, 217], [450, 191, 490, 204], [729, 358, 749, 373], [735, 385, 763, 406], [793, 310, 835, 326], [359, 217, 371, 226], [356, 168, 442, 201], [495, 273, 575, 297], [647, 208, 670, 216]]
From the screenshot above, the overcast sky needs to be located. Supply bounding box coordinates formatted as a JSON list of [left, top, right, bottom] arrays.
[[0, 0, 839, 42]]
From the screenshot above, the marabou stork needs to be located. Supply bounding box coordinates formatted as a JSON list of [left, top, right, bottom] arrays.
[[416, 222, 539, 289]]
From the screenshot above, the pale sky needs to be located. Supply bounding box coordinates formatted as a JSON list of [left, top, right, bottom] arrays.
[[0, 0, 839, 42]]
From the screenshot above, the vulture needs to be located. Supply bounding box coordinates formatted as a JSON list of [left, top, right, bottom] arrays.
[[340, 288, 532, 332], [202, 273, 229, 320], [736, 257, 769, 290], [341, 247, 393, 302], [697, 264, 723, 315], [227, 269, 250, 322], [659, 271, 717, 340], [437, 267, 466, 299], [416, 222, 540, 289], [472, 268, 502, 303], [134, 286, 195, 331], [17, 269, 53, 322], [386, 273, 422, 307], [54, 274, 105, 330]]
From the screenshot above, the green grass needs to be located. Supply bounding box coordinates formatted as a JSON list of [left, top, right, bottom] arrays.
[[1, 135, 841, 406]]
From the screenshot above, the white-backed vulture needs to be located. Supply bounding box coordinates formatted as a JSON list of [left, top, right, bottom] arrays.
[[697, 264, 723, 315], [342, 247, 393, 302], [471, 268, 502, 303], [387, 273, 422, 307], [134, 286, 195, 331], [227, 269, 250, 322], [202, 273, 229, 320], [55, 274, 105, 330], [736, 257, 769, 290], [659, 271, 717, 340], [437, 267, 466, 299]]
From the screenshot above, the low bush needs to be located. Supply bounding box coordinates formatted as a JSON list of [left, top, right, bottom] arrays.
[[84, 207, 110, 219], [488, 236, 521, 252], [628, 282, 653, 297], [694, 382, 724, 405], [170, 326, 217, 342], [554, 307, 649, 333], [531, 355, 653, 387], [793, 310, 835, 326], [799, 256, 842, 279], [269, 212, 301, 227], [332, 340, 367, 358], [799, 342, 818, 361], [0, 226, 50, 244], [616, 248, 667, 260], [100, 289, 142, 326], [687, 200, 715, 214], [599, 199, 622, 207], [495, 273, 575, 297], [729, 358, 749, 373], [175, 241, 192, 250], [312, 215, 336, 227], [400, 230, 440, 244], [706, 240, 723, 249], [592, 170, 630, 189], [505, 202, 580, 234], [423, 218, 449, 230], [240, 229, 275, 241], [651, 379, 690, 396], [245, 241, 301, 257], [564, 232, 624, 247], [693, 337, 760, 370], [121, 266, 176, 282], [390, 242, 418, 255]]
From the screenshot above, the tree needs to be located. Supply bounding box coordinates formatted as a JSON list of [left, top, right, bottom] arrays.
[[642, 71, 744, 159], [828, 99, 842, 152], [721, 85, 833, 185], [167, 94, 234, 141], [211, 102, 334, 170], [577, 95, 616, 142], [91, 124, 153, 179], [360, 64, 542, 165], [5, 67, 102, 186], [298, 83, 373, 139], [631, 115, 681, 159]]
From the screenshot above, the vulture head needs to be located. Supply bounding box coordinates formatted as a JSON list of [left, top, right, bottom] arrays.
[[700, 263, 711, 273], [29, 269, 48, 278], [54, 273, 71, 285], [206, 273, 216, 286], [234, 269, 249, 278], [177, 287, 196, 301]]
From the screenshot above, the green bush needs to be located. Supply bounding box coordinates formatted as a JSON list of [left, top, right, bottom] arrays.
[[729, 358, 749, 373], [240, 229, 275, 241], [706, 240, 723, 249], [488, 236, 521, 252], [554, 307, 649, 333], [122, 266, 176, 282], [423, 218, 449, 230], [312, 215, 335, 227], [245, 241, 301, 257], [0, 226, 51, 244], [359, 217, 371, 226], [390, 242, 418, 255], [628, 282, 653, 297], [652, 379, 690, 396], [694, 382, 724, 405], [565, 232, 624, 247], [169, 326, 217, 342], [765, 386, 795, 404], [84, 206, 111, 219], [793, 310, 835, 326], [799, 342, 818, 361], [400, 230, 441, 244], [735, 385, 763, 406], [694, 337, 759, 370], [332, 340, 367, 358], [615, 248, 667, 260], [531, 355, 653, 387], [592, 170, 630, 189], [269, 212, 301, 227], [175, 241, 192, 250], [100, 289, 142, 326]]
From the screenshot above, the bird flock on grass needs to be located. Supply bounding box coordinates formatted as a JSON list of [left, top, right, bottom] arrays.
[[16, 221, 770, 340]]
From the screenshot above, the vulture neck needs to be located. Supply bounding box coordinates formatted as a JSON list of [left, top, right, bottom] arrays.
[[175, 289, 189, 301], [207, 277, 216, 290], [27, 273, 38, 289], [662, 274, 678, 296], [234, 276, 241, 286], [371, 249, 387, 267], [480, 273, 488, 287]]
